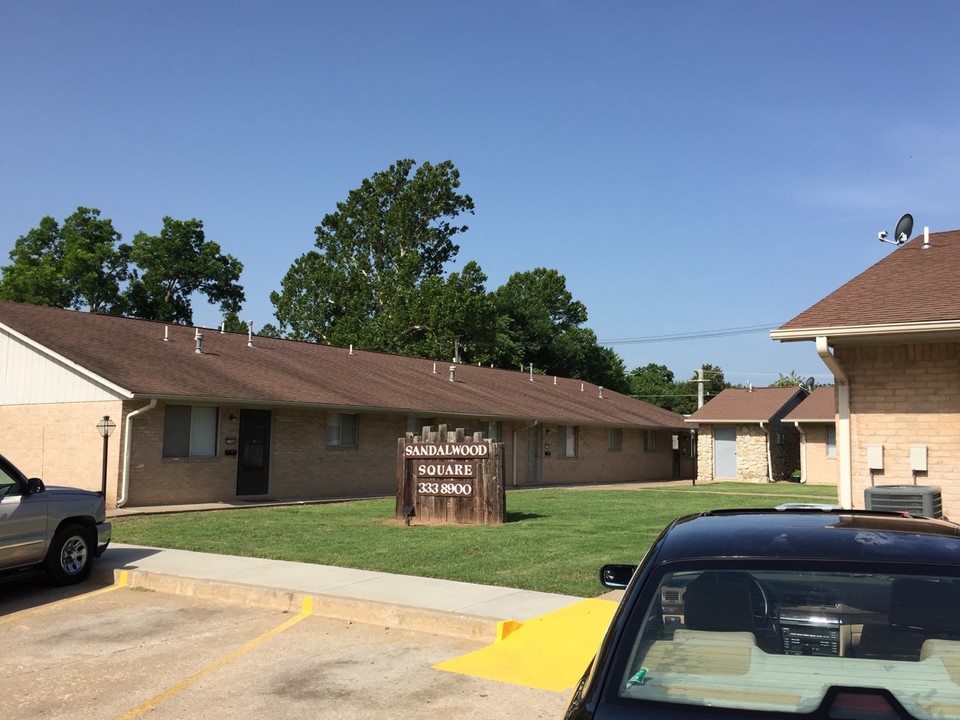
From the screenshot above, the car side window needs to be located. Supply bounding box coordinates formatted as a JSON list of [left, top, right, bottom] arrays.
[[0, 465, 21, 498]]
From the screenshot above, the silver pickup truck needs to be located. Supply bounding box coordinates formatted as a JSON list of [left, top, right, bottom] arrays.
[[0, 453, 111, 584]]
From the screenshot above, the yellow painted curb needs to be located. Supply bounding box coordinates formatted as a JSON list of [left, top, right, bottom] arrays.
[[435, 598, 617, 692], [496, 619, 523, 641]]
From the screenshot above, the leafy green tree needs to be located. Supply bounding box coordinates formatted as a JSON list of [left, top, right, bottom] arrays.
[[0, 207, 127, 312], [490, 267, 586, 370], [396, 261, 509, 365], [125, 217, 245, 324], [771, 371, 811, 388], [271, 159, 474, 345], [552, 326, 630, 393], [629, 363, 681, 411], [489, 267, 626, 390], [0, 216, 72, 307], [60, 207, 128, 313]]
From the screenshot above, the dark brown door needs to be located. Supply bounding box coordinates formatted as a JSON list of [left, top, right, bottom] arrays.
[[236, 410, 271, 496]]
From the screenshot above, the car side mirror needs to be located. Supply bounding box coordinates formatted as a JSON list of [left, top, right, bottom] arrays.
[[26, 477, 45, 495], [600, 563, 637, 589]]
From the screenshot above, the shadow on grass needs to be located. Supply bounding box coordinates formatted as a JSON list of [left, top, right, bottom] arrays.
[[505, 511, 546, 523]]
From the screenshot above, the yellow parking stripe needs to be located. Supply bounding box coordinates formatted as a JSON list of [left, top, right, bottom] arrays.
[[114, 596, 315, 720], [0, 570, 129, 626]]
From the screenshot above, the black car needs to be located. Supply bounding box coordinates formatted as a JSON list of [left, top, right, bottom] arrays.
[[564, 508, 960, 720]]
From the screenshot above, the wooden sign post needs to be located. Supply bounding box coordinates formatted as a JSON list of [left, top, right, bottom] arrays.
[[396, 425, 505, 525]]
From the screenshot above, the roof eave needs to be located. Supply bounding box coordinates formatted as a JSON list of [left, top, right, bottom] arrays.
[[771, 320, 960, 345]]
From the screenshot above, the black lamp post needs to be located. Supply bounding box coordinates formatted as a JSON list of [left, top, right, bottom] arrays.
[[96, 415, 117, 497]]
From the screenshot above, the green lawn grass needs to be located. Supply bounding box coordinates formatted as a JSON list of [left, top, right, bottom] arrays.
[[112, 482, 838, 597]]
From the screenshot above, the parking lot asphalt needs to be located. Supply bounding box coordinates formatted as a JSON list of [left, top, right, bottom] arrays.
[[94, 543, 621, 694]]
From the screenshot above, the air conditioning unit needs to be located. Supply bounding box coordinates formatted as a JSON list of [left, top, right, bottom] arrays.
[[864, 485, 942, 518]]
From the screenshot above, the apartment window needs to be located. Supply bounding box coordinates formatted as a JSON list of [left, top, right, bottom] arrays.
[[486, 421, 501, 442], [825, 425, 837, 458], [608, 428, 622, 452], [406, 416, 434, 436], [327, 412, 358, 447], [163, 405, 218, 458], [645, 430, 656, 452], [557, 425, 578, 458]]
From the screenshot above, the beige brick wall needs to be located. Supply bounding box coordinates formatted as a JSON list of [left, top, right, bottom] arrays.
[[539, 424, 678, 485], [0, 400, 125, 502], [837, 342, 960, 516], [1, 398, 695, 507], [800, 424, 839, 486]]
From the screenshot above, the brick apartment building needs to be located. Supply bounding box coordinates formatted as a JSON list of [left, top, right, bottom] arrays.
[[0, 301, 692, 508], [772, 227, 960, 517]]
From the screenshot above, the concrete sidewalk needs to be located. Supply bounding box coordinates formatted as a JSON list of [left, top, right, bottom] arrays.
[[98, 543, 591, 641]]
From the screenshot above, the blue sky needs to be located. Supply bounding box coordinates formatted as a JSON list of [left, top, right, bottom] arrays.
[[3, 1, 959, 387]]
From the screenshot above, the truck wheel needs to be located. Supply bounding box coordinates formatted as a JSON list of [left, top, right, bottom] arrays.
[[44, 524, 93, 585]]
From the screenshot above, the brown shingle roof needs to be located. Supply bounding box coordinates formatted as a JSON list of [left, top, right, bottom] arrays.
[[685, 386, 805, 423], [777, 230, 960, 332], [782, 386, 836, 422], [0, 301, 686, 429]]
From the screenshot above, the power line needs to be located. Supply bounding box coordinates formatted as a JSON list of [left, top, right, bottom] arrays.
[[599, 323, 781, 345]]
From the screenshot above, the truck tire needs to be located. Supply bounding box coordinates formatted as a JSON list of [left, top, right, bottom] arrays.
[[44, 524, 94, 585]]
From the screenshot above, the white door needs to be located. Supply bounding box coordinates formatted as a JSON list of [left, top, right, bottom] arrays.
[[713, 426, 737, 479]]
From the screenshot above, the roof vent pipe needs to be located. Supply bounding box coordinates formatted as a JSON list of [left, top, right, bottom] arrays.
[[247, 321, 254, 348], [349, 344, 354, 355], [599, 386, 604, 399], [195, 330, 203, 355], [529, 364, 534, 381], [220, 322, 225, 334], [449, 365, 456, 382], [748, 382, 753, 392], [164, 326, 169, 342], [433, 362, 437, 374], [581, 383, 585, 392], [922, 226, 931, 249]]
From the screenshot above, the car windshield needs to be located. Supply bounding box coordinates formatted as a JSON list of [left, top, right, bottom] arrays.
[[615, 565, 960, 718]]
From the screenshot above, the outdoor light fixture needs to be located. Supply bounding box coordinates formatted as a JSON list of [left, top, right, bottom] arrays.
[[402, 505, 416, 526], [96, 415, 116, 497]]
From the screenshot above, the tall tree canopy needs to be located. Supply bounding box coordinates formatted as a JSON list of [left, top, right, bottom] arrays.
[[0, 208, 245, 324], [126, 217, 245, 324], [271, 159, 475, 346], [0, 207, 127, 313], [488, 267, 627, 391]]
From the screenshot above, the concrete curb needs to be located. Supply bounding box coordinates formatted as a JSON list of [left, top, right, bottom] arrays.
[[101, 567, 502, 642]]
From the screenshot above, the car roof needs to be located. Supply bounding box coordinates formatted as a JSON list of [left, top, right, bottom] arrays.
[[654, 509, 960, 567]]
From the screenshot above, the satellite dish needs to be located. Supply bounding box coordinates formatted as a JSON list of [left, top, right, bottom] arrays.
[[894, 213, 914, 244], [804, 377, 815, 392]]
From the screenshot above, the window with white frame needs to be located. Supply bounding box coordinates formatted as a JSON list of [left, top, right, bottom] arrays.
[[608, 428, 623, 452], [327, 412, 358, 447], [825, 425, 837, 458], [557, 425, 578, 458], [645, 429, 656, 452], [162, 405, 218, 458]]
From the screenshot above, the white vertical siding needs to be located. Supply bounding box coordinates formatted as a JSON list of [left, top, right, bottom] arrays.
[[0, 331, 125, 404]]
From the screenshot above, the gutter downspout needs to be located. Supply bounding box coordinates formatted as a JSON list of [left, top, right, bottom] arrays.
[[759, 421, 774, 482], [817, 336, 852, 508], [117, 399, 158, 507], [512, 420, 539, 487], [794, 421, 807, 483]]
